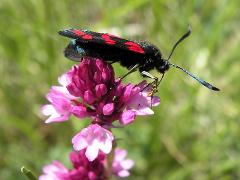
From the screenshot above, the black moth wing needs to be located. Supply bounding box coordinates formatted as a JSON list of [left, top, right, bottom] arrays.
[[59, 29, 149, 68], [58, 29, 146, 54]]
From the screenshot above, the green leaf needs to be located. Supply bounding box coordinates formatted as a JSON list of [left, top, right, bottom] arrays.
[[21, 167, 37, 180]]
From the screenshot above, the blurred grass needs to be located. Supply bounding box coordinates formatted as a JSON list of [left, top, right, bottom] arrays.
[[0, 0, 240, 179]]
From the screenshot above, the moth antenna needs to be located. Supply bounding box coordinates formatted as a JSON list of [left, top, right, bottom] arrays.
[[167, 25, 192, 61], [169, 62, 220, 91]]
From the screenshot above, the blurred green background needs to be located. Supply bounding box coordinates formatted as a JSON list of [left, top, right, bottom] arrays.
[[0, 0, 239, 179]]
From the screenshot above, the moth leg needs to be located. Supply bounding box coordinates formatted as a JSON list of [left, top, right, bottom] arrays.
[[142, 71, 165, 96], [110, 64, 139, 92], [141, 71, 159, 93], [141, 71, 157, 80], [127, 64, 137, 70], [140, 71, 161, 107], [120, 64, 140, 80], [158, 73, 165, 86], [141, 71, 165, 89]]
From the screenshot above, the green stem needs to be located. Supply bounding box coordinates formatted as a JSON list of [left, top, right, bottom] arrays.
[[21, 167, 37, 180]]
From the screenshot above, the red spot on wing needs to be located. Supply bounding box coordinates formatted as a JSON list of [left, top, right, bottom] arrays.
[[101, 34, 116, 45], [125, 41, 145, 54], [72, 30, 92, 40], [73, 30, 85, 36], [82, 34, 93, 40]]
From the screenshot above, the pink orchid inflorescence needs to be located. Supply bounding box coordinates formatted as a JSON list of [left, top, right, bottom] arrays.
[[42, 58, 159, 126], [41, 57, 160, 178], [40, 148, 133, 180]]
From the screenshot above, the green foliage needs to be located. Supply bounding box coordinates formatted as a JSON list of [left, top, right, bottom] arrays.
[[21, 167, 37, 180], [0, 0, 239, 179]]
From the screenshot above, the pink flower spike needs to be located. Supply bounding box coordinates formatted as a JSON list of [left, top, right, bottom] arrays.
[[112, 148, 134, 178], [41, 58, 161, 127], [72, 124, 114, 161], [39, 161, 69, 180]]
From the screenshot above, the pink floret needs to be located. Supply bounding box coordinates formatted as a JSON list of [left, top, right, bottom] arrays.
[[112, 148, 134, 178], [72, 124, 114, 161]]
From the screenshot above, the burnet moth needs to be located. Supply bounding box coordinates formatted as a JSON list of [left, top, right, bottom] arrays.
[[58, 27, 220, 91]]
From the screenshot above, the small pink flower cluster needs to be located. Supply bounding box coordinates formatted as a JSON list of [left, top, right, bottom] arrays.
[[40, 148, 134, 180], [41, 58, 160, 179], [42, 59, 159, 126]]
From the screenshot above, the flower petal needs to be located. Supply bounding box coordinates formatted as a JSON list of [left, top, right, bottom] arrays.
[[118, 170, 130, 177], [95, 84, 107, 98], [102, 103, 115, 115], [72, 124, 114, 161], [84, 90, 95, 104], [85, 141, 99, 161], [112, 148, 134, 178], [39, 161, 69, 180], [72, 132, 88, 151], [114, 148, 127, 161], [71, 105, 89, 119], [41, 105, 56, 116], [151, 96, 160, 106], [121, 159, 134, 170], [119, 110, 136, 125]]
